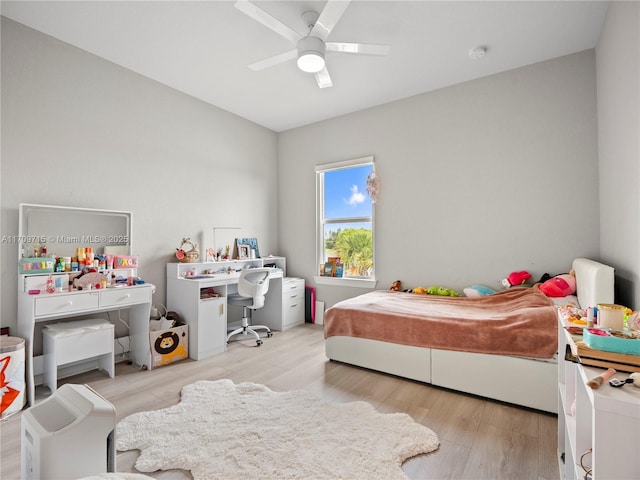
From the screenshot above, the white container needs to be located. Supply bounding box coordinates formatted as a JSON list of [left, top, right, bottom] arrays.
[[150, 324, 189, 367], [0, 336, 26, 419], [597, 303, 625, 330]]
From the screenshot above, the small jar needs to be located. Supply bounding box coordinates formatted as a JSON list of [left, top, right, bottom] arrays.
[[597, 304, 625, 330]]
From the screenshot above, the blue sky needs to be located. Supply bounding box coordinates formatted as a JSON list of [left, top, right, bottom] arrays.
[[324, 164, 373, 220]]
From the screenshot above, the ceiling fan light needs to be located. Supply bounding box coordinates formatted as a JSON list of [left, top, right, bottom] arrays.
[[297, 36, 326, 73], [297, 51, 325, 73]]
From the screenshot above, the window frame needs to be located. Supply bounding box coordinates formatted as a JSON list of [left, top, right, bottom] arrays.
[[314, 156, 377, 288]]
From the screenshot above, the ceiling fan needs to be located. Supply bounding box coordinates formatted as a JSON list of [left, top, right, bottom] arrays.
[[235, 0, 390, 88]]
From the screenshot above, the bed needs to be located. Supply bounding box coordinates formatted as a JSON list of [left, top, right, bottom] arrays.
[[324, 258, 614, 413]]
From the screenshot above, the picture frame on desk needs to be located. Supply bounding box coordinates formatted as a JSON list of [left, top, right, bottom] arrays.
[[237, 245, 250, 260], [235, 238, 260, 258]]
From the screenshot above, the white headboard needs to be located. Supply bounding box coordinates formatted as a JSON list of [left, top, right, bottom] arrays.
[[572, 258, 615, 308]]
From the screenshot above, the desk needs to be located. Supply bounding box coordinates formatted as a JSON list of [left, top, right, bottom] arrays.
[[17, 284, 153, 407], [166, 257, 302, 360]]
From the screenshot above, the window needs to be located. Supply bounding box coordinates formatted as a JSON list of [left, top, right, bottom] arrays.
[[316, 156, 375, 283]]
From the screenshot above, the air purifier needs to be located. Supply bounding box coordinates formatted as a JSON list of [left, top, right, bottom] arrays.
[[21, 383, 115, 480]]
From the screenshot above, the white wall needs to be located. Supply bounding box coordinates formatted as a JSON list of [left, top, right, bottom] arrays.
[[1, 18, 279, 332], [596, 0, 640, 308], [5, 6, 634, 329], [279, 50, 601, 308]]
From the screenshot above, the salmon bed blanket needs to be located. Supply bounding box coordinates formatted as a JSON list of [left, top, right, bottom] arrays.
[[324, 285, 558, 359]]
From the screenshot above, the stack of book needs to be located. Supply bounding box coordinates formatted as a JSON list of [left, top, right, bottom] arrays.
[[322, 257, 344, 277]]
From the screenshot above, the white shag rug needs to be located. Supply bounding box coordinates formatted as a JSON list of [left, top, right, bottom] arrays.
[[116, 379, 439, 480], [79, 474, 154, 480]]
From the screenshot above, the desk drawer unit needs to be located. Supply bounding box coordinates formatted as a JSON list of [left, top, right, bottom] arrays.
[[34, 293, 100, 317], [101, 287, 151, 308], [254, 277, 305, 331], [282, 278, 305, 329]]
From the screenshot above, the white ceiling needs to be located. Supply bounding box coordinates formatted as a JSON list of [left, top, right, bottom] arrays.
[[1, 0, 609, 132]]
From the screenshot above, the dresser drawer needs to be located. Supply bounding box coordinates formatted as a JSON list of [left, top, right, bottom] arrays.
[[283, 287, 304, 305], [35, 292, 100, 317], [100, 286, 151, 307], [282, 299, 305, 329], [283, 277, 304, 294]]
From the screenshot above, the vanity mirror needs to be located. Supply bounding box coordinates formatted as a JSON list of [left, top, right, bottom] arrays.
[[18, 203, 132, 259]]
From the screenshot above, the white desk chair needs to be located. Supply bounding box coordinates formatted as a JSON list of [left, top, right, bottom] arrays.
[[226, 268, 273, 346]]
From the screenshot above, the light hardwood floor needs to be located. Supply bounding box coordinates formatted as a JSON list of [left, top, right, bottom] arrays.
[[1, 324, 559, 479]]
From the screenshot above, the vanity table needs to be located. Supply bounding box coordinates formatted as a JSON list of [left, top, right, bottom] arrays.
[[17, 284, 152, 406], [15, 204, 153, 406]]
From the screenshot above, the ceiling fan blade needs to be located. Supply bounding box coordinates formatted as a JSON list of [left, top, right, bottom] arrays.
[[248, 49, 297, 71], [314, 67, 333, 89], [326, 42, 390, 56], [310, 0, 351, 41], [234, 0, 302, 44]]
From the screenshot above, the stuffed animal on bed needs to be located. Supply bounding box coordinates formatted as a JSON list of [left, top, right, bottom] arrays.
[[463, 285, 497, 297], [403, 285, 459, 296], [426, 286, 460, 297], [501, 271, 532, 288], [539, 273, 576, 297]]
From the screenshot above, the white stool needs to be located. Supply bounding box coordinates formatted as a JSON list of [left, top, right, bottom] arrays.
[[43, 319, 114, 394]]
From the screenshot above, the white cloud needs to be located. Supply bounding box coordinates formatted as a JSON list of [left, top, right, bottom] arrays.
[[347, 185, 365, 206]]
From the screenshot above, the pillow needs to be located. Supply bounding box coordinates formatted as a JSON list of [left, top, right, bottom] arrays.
[[540, 274, 576, 297], [463, 284, 496, 297]]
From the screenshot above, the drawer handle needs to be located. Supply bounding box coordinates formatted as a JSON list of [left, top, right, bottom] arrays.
[[290, 303, 298, 308]]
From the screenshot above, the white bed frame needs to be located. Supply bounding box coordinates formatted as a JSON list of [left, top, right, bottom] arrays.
[[325, 258, 614, 413]]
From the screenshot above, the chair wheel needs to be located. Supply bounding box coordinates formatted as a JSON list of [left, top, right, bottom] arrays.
[[267, 332, 273, 337], [256, 340, 263, 346]]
